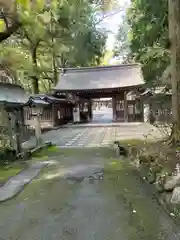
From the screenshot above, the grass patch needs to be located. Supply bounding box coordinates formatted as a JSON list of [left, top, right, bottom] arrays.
[[104, 156, 132, 173], [57, 147, 114, 157], [30, 143, 116, 161], [0, 163, 26, 184], [33, 146, 114, 159], [32, 145, 61, 161], [117, 138, 158, 147], [119, 139, 145, 146], [105, 159, 127, 172], [46, 145, 61, 152]]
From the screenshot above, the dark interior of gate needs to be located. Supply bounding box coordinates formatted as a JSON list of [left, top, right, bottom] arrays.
[[54, 63, 145, 123]]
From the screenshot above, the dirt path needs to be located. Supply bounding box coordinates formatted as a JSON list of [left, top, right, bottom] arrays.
[[0, 148, 179, 240]]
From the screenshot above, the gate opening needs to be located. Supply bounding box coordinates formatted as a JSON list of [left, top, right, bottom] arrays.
[[92, 98, 112, 123]]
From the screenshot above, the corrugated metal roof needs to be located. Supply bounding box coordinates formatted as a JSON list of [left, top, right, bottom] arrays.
[[140, 87, 172, 97], [29, 94, 75, 106], [0, 83, 29, 104], [141, 89, 152, 96], [29, 99, 49, 105], [142, 87, 171, 95], [31, 94, 73, 104], [55, 64, 144, 91]]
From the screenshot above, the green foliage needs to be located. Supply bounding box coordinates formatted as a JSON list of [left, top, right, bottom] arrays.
[[0, 0, 107, 93], [100, 50, 114, 65], [113, 13, 131, 63], [128, 0, 169, 86], [54, 0, 107, 67], [89, 0, 119, 11], [0, 164, 23, 183], [0, 20, 5, 32], [0, 147, 16, 165], [114, 0, 170, 87]]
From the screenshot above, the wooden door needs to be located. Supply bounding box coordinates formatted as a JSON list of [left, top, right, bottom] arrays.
[[116, 99, 124, 121]]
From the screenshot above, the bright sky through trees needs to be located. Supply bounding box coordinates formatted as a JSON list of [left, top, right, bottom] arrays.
[[101, 0, 130, 50]]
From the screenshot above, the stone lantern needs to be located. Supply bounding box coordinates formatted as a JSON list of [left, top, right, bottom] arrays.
[[28, 97, 49, 146]]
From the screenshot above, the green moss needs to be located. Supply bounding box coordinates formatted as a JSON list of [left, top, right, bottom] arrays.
[[55, 147, 114, 158], [176, 146, 180, 151], [160, 166, 172, 176], [0, 163, 25, 183], [151, 164, 162, 174], [118, 139, 145, 146], [103, 159, 165, 240], [47, 145, 60, 152], [31, 146, 115, 164], [32, 146, 60, 158], [106, 159, 126, 168], [118, 138, 158, 147]]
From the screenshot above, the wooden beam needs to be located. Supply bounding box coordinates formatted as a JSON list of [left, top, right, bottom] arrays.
[[112, 96, 116, 121], [124, 91, 128, 122]]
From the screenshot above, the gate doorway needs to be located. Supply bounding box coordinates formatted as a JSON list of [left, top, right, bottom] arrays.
[[92, 98, 113, 123]]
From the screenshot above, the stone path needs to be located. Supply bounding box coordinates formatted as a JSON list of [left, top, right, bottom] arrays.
[[0, 108, 173, 239], [23, 107, 163, 149], [23, 122, 162, 149], [0, 162, 48, 202], [0, 157, 103, 203], [92, 106, 113, 123], [10, 109, 162, 210], [0, 148, 180, 240]]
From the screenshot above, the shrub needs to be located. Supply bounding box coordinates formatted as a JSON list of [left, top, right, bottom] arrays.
[[0, 147, 16, 165]]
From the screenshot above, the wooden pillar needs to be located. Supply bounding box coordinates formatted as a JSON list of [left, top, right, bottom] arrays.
[[35, 114, 43, 146], [133, 103, 136, 121], [112, 96, 116, 121], [143, 103, 150, 123], [141, 102, 144, 122], [88, 99, 93, 120], [73, 103, 80, 123], [15, 116, 22, 154], [52, 104, 56, 126], [124, 91, 128, 122]]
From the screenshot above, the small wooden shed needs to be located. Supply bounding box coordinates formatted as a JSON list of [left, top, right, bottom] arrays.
[[24, 94, 75, 129]]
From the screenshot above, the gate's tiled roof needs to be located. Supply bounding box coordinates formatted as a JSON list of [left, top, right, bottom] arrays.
[[55, 64, 145, 91]]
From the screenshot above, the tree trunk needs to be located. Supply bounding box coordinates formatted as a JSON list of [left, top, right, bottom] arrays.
[[168, 0, 180, 144], [31, 45, 39, 94], [50, 9, 58, 86], [52, 50, 58, 84], [0, 18, 20, 42]]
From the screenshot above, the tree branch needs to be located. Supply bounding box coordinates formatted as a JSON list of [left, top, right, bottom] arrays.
[[0, 10, 9, 29], [22, 27, 41, 48], [94, 9, 123, 25], [0, 18, 20, 42]]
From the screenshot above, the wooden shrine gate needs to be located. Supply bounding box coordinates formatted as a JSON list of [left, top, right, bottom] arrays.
[[53, 64, 145, 123]]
